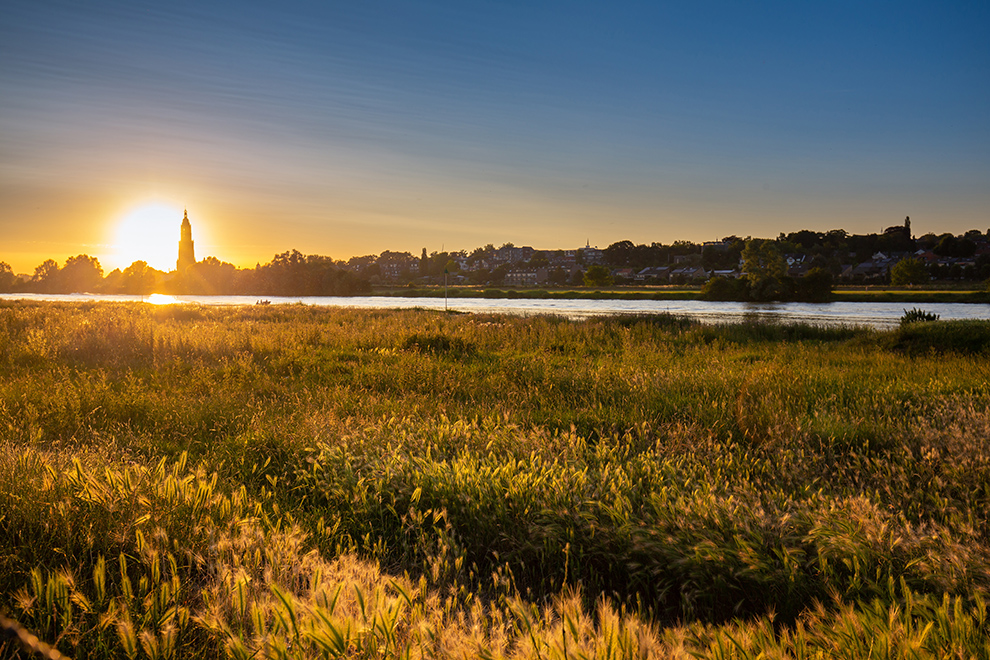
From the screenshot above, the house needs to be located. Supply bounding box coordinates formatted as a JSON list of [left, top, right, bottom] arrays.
[[636, 266, 670, 282], [504, 268, 548, 286], [580, 245, 605, 265], [495, 246, 535, 264], [670, 266, 708, 282], [842, 259, 891, 281], [611, 268, 635, 280]]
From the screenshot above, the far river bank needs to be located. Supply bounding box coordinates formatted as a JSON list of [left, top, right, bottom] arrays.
[[4, 293, 989, 328], [371, 284, 990, 304]]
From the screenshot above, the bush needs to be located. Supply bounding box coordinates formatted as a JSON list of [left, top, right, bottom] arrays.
[[700, 276, 749, 301], [795, 267, 834, 302], [583, 265, 613, 287], [891, 320, 990, 355], [891, 258, 930, 286], [901, 307, 940, 324]]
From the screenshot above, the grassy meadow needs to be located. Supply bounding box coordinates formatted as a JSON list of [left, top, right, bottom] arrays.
[[1, 301, 989, 658]]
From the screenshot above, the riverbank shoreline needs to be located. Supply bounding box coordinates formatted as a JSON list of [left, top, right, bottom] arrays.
[[370, 284, 990, 303]]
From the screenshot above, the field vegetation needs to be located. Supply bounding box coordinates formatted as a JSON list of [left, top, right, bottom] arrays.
[[1, 301, 989, 658]]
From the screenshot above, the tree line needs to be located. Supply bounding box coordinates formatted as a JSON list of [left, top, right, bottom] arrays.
[[2, 224, 987, 299], [346, 226, 990, 287], [0, 250, 371, 296]]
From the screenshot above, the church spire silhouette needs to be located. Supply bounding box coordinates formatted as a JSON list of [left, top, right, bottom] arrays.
[[177, 209, 196, 271]]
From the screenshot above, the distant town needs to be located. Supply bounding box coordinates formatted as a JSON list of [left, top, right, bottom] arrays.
[[1, 216, 988, 298]]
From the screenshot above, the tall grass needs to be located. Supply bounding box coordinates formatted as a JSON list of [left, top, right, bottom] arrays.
[[1, 300, 989, 657]]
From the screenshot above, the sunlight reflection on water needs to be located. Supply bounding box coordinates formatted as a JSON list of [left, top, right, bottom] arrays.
[[147, 294, 178, 305]]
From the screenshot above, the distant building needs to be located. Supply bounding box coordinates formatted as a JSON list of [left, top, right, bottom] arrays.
[[505, 268, 548, 286], [670, 266, 708, 282], [495, 245, 535, 264], [636, 266, 670, 282], [177, 210, 196, 271], [611, 268, 635, 280], [580, 243, 605, 265]]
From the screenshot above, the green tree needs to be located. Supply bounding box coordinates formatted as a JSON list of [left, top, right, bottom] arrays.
[[528, 251, 549, 268], [795, 267, 833, 302], [548, 267, 568, 285], [582, 264, 612, 287], [700, 276, 748, 301], [741, 239, 786, 300], [604, 240, 635, 267], [890, 257, 929, 286]]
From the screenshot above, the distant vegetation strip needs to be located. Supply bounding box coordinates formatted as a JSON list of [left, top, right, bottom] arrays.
[[1, 302, 989, 657], [3, 223, 990, 300], [375, 285, 990, 303]]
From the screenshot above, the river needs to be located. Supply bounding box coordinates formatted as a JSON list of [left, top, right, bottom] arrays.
[[4, 292, 989, 328]]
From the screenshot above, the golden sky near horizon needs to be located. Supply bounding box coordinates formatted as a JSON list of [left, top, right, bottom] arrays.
[[2, 1, 988, 275]]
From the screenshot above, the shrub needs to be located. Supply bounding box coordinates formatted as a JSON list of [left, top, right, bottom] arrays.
[[891, 319, 990, 355], [700, 276, 748, 301], [891, 257, 930, 285], [795, 267, 834, 302], [901, 307, 940, 324]]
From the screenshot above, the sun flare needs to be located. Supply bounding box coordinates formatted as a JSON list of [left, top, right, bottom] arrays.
[[109, 203, 186, 272]]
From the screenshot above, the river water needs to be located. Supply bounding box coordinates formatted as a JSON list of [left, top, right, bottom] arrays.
[[3, 292, 989, 329]]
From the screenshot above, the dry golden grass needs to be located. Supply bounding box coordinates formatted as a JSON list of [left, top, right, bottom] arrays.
[[1, 301, 989, 658]]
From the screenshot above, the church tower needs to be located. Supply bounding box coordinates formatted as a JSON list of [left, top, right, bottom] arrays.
[[177, 209, 196, 271]]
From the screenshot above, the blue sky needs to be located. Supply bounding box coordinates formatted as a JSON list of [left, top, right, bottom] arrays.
[[1, 0, 987, 271]]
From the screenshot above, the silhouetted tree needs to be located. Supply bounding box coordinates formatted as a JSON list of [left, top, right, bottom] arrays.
[[548, 267, 569, 285], [247, 250, 370, 295], [31, 259, 60, 292], [468, 244, 495, 267], [605, 240, 636, 267], [786, 230, 825, 250], [795, 267, 833, 302], [0, 262, 15, 292], [702, 238, 744, 270], [741, 239, 787, 301], [528, 251, 549, 268], [700, 276, 748, 301], [59, 254, 103, 292], [120, 261, 158, 294], [670, 240, 701, 257], [185, 256, 237, 294]]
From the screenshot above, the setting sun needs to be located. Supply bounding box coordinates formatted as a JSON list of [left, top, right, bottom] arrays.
[[109, 203, 187, 272]]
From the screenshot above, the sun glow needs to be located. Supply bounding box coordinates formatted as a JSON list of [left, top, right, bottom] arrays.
[[109, 203, 186, 272], [147, 293, 179, 305]]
